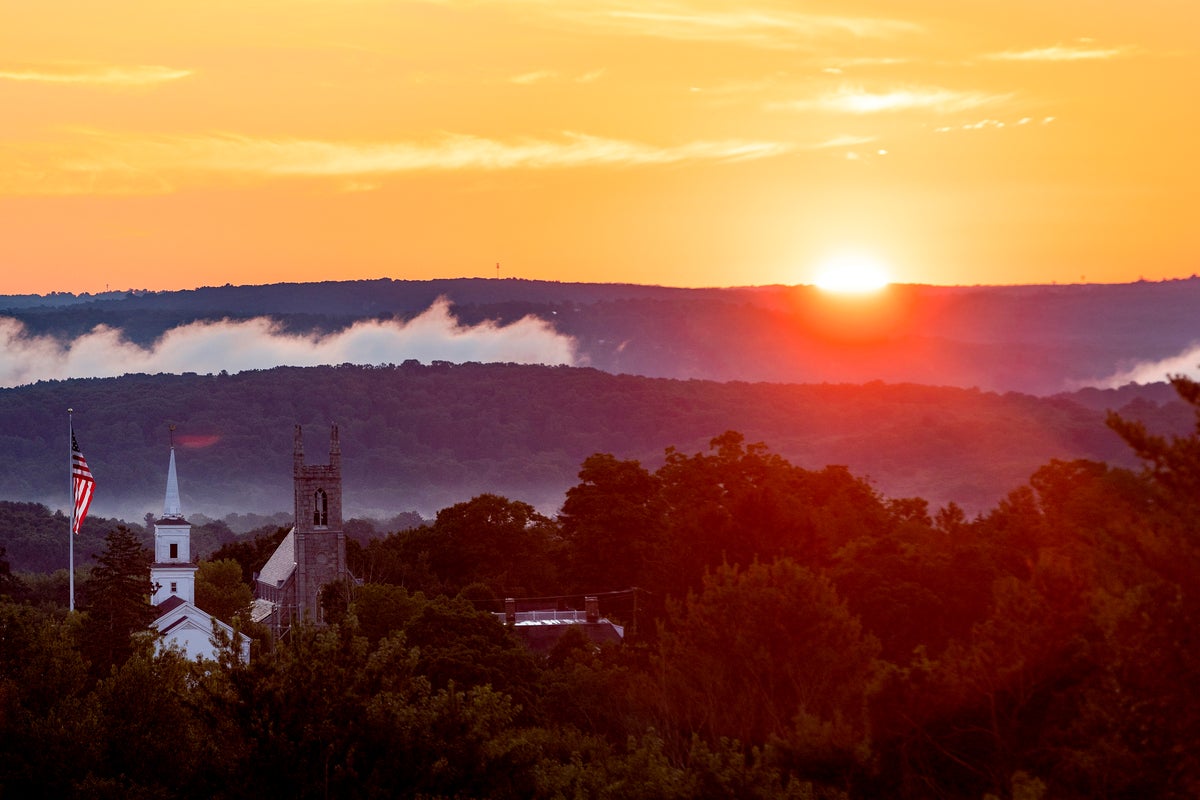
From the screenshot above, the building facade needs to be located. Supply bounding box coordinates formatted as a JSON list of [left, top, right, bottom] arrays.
[[252, 424, 349, 636]]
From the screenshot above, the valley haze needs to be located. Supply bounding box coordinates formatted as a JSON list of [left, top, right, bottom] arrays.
[[1, 277, 1195, 525]]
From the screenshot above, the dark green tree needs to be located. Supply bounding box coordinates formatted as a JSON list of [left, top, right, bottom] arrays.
[[79, 526, 156, 673], [1106, 374, 1200, 517], [0, 546, 19, 598], [559, 453, 664, 593], [654, 432, 888, 599], [654, 558, 880, 774], [208, 525, 290, 586], [402, 594, 541, 713], [350, 582, 428, 644], [425, 494, 561, 597], [0, 600, 97, 796], [85, 642, 215, 796], [1091, 375, 1200, 795], [196, 558, 254, 624]]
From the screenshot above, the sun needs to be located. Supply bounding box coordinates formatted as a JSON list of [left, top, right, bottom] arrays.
[[812, 253, 892, 294]]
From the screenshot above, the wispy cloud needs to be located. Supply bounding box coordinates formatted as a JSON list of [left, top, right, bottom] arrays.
[[934, 116, 1055, 133], [819, 56, 911, 72], [985, 41, 1136, 62], [385, 0, 919, 47], [551, 2, 921, 48], [0, 62, 192, 87], [508, 68, 605, 84], [510, 70, 558, 84], [807, 134, 878, 149], [194, 130, 793, 172], [2, 129, 792, 195], [0, 299, 577, 388], [771, 85, 1010, 114]]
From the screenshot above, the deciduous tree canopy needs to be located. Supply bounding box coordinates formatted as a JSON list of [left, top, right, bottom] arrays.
[[3, 391, 1200, 797]]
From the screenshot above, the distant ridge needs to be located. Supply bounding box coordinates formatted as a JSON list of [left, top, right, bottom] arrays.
[[3, 277, 1198, 395]]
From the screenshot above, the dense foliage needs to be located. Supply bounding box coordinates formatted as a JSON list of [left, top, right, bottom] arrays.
[[3, 377, 1200, 797], [0, 363, 1186, 541]]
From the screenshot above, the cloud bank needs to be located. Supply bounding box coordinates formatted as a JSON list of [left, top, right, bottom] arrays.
[[0, 299, 576, 388], [1093, 344, 1200, 388]]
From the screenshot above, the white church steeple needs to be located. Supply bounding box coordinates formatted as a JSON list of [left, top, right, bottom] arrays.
[[151, 437, 197, 606], [162, 445, 183, 520]]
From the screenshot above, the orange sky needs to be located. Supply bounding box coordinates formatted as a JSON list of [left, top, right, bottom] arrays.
[[1, 0, 1196, 294]]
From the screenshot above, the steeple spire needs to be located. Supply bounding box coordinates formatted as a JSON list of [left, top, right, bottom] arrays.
[[151, 427, 195, 607], [163, 427, 183, 520]]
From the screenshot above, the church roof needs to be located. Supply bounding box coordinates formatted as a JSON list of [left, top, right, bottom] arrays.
[[151, 597, 250, 663], [160, 613, 193, 636], [257, 528, 297, 587], [156, 594, 187, 613], [151, 597, 235, 637], [250, 598, 277, 624], [151, 561, 198, 571]]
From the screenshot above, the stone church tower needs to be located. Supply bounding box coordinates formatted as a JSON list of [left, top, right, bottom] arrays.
[[252, 424, 352, 634], [292, 424, 348, 623]]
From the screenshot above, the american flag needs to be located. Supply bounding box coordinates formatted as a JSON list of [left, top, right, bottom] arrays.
[[71, 433, 95, 534]]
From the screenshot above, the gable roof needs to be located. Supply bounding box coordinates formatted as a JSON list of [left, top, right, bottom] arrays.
[[152, 598, 235, 637], [160, 613, 196, 636], [156, 594, 188, 613], [257, 527, 296, 587]]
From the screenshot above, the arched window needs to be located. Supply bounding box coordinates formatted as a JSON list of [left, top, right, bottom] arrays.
[[314, 488, 328, 526]]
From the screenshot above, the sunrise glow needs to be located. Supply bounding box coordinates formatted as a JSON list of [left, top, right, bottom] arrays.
[[0, 2, 1197, 293], [813, 254, 892, 294]]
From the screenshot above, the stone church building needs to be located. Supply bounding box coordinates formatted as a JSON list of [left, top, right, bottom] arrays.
[[251, 425, 350, 636]]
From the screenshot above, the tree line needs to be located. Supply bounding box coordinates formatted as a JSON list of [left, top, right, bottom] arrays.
[[3, 377, 1200, 797], [0, 362, 1183, 530]]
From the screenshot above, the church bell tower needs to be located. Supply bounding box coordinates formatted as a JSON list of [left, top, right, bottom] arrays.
[[150, 444, 197, 606], [293, 424, 347, 622]]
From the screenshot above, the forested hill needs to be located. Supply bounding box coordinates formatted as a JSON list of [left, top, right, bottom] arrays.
[[4, 277, 1200, 394], [0, 363, 1188, 523]]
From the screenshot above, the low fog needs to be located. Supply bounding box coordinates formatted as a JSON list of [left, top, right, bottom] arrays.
[[0, 298, 577, 387], [1094, 343, 1200, 388]]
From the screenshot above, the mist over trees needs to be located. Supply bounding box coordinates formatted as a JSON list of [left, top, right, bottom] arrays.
[[0, 362, 1190, 536], [3, 377, 1200, 797], [5, 276, 1200, 394]]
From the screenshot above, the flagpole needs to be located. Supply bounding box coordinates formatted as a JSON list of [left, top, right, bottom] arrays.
[[68, 407, 75, 612]]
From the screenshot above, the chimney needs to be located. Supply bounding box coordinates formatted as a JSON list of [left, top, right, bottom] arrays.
[[504, 597, 516, 625], [585, 596, 599, 624]]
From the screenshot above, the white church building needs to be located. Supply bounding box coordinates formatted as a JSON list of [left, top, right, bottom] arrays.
[[149, 445, 251, 663]]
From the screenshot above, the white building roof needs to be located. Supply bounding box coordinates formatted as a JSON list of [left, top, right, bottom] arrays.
[[152, 597, 250, 663], [257, 528, 297, 587]]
